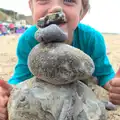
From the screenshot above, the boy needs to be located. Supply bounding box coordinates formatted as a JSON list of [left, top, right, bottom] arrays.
[[0, 0, 120, 119]]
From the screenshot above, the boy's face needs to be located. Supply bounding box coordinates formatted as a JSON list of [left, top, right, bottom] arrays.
[[29, 0, 87, 44]]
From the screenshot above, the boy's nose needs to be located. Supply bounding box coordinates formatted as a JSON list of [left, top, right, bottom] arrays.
[[48, 6, 62, 13]]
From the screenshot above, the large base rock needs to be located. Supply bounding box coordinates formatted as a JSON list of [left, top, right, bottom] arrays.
[[8, 77, 107, 120]]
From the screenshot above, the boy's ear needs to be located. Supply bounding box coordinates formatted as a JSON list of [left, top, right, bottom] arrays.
[[79, 9, 88, 21], [28, 0, 34, 24], [29, 0, 33, 12]]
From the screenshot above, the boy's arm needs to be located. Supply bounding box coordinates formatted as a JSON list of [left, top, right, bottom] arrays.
[[89, 31, 115, 88], [8, 34, 33, 85]]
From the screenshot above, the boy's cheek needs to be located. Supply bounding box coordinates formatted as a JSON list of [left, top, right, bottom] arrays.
[[70, 17, 80, 30], [32, 9, 47, 24]]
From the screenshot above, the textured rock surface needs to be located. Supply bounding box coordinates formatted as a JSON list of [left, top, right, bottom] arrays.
[[8, 77, 107, 120], [37, 9, 67, 28], [35, 25, 68, 43], [28, 43, 95, 85]]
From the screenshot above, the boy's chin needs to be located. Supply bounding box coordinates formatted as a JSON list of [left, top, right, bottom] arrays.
[[58, 25, 73, 45], [59, 23, 68, 33]]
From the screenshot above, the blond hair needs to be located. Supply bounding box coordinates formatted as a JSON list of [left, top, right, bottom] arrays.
[[82, 0, 90, 11]]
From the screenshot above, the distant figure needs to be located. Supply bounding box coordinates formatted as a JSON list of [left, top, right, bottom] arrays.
[[9, 23, 15, 34], [0, 25, 8, 36]]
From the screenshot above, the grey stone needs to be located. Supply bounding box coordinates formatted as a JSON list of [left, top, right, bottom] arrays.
[[35, 25, 67, 43], [28, 42, 95, 85]]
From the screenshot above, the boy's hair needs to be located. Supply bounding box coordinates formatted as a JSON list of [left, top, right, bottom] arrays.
[[82, 0, 90, 11]]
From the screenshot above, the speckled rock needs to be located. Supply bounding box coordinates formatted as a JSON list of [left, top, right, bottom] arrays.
[[28, 43, 95, 85], [37, 9, 66, 28]]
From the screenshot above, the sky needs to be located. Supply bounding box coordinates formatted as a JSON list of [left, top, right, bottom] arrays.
[[0, 0, 120, 33]]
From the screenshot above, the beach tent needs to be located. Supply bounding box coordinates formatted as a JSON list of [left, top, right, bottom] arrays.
[[9, 23, 15, 29], [0, 24, 3, 29]]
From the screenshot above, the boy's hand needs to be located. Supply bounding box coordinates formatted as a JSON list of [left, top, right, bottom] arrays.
[[0, 80, 12, 120], [109, 78, 120, 105], [109, 68, 120, 105]]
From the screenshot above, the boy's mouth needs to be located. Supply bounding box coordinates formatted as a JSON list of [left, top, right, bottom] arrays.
[[37, 11, 67, 28]]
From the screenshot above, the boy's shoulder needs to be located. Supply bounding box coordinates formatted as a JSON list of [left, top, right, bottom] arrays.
[[77, 23, 101, 35], [76, 23, 104, 42], [22, 25, 38, 38], [18, 25, 39, 48], [73, 23, 105, 55]]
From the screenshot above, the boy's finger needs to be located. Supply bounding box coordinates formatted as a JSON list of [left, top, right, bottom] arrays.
[[109, 92, 120, 100], [109, 86, 120, 94], [0, 112, 7, 120], [0, 80, 12, 92], [109, 78, 120, 87], [0, 87, 11, 96], [109, 99, 120, 105], [0, 107, 7, 114], [0, 96, 9, 107]]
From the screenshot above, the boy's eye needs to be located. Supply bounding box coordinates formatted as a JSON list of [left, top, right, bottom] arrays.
[[64, 0, 74, 2], [64, 0, 76, 5], [36, 0, 49, 4]]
